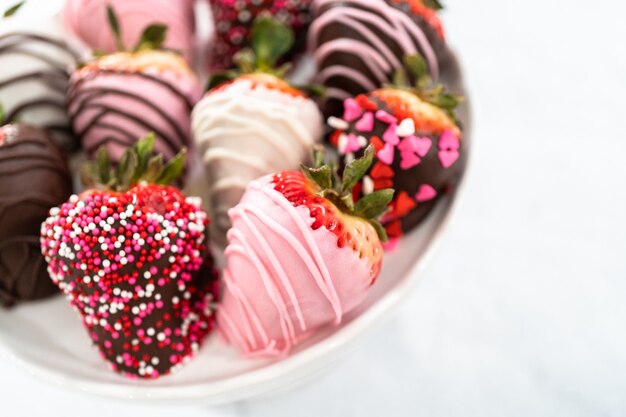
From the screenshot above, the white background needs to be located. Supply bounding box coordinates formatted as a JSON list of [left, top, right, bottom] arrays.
[[1, 0, 626, 416]]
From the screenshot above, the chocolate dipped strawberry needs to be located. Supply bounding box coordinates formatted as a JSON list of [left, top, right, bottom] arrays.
[[328, 54, 464, 245], [309, 0, 448, 118], [0, 119, 73, 307], [41, 135, 219, 378], [67, 6, 202, 175], [208, 0, 313, 71], [218, 146, 393, 357], [192, 16, 323, 246]]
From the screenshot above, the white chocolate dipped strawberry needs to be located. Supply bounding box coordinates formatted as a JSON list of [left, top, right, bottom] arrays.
[[192, 16, 323, 246]]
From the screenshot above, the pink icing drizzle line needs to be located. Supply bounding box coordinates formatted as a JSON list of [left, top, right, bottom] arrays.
[[222, 268, 267, 350], [238, 209, 307, 332], [220, 182, 347, 355], [259, 187, 343, 324], [227, 228, 297, 351], [310, 0, 440, 90]]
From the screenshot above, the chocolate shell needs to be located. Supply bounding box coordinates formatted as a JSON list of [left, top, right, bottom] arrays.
[[309, 0, 449, 118], [67, 52, 202, 173], [209, 0, 313, 71], [0, 124, 73, 307], [329, 86, 468, 242], [0, 33, 81, 153]]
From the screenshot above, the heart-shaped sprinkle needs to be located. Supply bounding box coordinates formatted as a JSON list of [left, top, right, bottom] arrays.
[[377, 143, 395, 165], [414, 136, 432, 157], [396, 118, 416, 137], [375, 110, 397, 124], [355, 112, 374, 132], [382, 124, 400, 145], [344, 133, 363, 154], [438, 129, 460, 151], [415, 184, 437, 202], [438, 149, 460, 168], [399, 151, 421, 170], [343, 98, 363, 122]]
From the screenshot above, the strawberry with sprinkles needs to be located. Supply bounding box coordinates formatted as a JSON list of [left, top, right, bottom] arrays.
[[40, 134, 219, 379]]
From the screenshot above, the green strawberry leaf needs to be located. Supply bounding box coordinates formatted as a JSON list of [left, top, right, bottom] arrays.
[[156, 148, 186, 186], [251, 14, 294, 70], [303, 165, 333, 190], [369, 220, 389, 243], [3, 1, 25, 18], [342, 145, 375, 194], [134, 23, 168, 52], [107, 5, 125, 51], [132, 132, 156, 182], [233, 49, 256, 74], [0, 103, 5, 125], [405, 54, 431, 89], [423, 0, 444, 11], [354, 189, 394, 219], [96, 146, 111, 185]]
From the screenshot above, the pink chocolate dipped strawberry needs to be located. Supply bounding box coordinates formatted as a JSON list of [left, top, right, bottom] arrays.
[[67, 7, 202, 175], [218, 146, 393, 357], [41, 135, 219, 378], [328, 54, 464, 244], [62, 0, 196, 62], [208, 0, 313, 70]]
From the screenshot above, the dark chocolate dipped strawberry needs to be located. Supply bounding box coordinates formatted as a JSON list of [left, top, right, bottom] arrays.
[[208, 0, 313, 71], [0, 117, 73, 307], [309, 0, 448, 118], [40, 135, 219, 378], [67, 6, 202, 177], [328, 54, 464, 246]]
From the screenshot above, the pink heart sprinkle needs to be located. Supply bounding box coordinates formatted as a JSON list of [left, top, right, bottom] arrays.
[[354, 112, 374, 132], [343, 98, 363, 122], [377, 143, 395, 165], [375, 110, 398, 124], [415, 184, 437, 202], [438, 129, 460, 151], [344, 133, 363, 154], [414, 136, 432, 157], [398, 135, 432, 157], [438, 149, 460, 168], [399, 151, 421, 170], [382, 124, 400, 145]]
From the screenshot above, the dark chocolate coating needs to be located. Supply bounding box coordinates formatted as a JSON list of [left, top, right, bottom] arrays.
[[0, 124, 73, 307], [0, 33, 81, 153], [335, 52, 470, 236], [310, 0, 449, 119]]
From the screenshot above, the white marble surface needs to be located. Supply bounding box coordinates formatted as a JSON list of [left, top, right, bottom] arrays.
[[1, 0, 626, 415]]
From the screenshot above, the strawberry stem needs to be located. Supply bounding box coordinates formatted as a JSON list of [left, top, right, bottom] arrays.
[[81, 133, 186, 192], [302, 145, 394, 242]]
